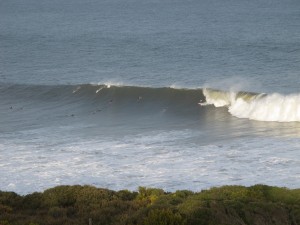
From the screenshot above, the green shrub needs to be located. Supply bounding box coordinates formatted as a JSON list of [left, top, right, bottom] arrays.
[[198, 186, 249, 202], [42, 186, 79, 207], [75, 186, 115, 207], [116, 190, 138, 201], [0, 191, 22, 208], [22, 192, 43, 210], [48, 206, 65, 218], [0, 185, 299, 225], [0, 204, 12, 214], [137, 187, 165, 204], [28, 222, 40, 225], [173, 190, 194, 199], [0, 220, 12, 225], [143, 209, 185, 225]]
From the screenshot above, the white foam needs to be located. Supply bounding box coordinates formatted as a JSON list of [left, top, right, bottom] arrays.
[[229, 93, 300, 122], [203, 88, 300, 122], [169, 83, 198, 90], [1, 131, 300, 194], [202, 88, 234, 107], [90, 81, 124, 88]]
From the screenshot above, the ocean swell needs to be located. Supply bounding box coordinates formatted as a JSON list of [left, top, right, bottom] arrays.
[[2, 83, 300, 123]]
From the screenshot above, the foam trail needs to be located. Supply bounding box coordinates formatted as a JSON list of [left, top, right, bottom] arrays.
[[96, 87, 104, 93], [203, 88, 300, 122], [72, 86, 81, 93]]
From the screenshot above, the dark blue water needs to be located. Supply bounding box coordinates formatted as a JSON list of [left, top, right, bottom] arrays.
[[0, 0, 300, 194], [1, 0, 300, 91]]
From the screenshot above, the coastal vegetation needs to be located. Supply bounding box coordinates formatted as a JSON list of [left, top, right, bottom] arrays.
[[0, 185, 300, 225]]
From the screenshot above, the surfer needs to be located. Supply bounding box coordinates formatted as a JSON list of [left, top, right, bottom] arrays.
[[198, 99, 208, 106]]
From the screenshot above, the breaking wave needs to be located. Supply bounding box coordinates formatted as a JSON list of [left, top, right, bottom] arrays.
[[202, 88, 300, 122], [2, 83, 300, 123]]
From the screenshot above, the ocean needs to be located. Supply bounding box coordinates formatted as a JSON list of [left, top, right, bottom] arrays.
[[0, 0, 300, 194]]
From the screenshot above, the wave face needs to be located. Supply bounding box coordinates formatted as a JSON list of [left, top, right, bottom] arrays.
[[0, 83, 206, 131], [0, 83, 204, 104], [202, 88, 300, 122]]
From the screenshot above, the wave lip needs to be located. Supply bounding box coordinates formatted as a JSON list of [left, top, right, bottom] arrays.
[[202, 88, 300, 122]]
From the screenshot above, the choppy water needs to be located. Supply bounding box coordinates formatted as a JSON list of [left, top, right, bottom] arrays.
[[1, 0, 300, 194]]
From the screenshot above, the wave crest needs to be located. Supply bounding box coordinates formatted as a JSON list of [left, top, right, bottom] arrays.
[[202, 88, 300, 122]]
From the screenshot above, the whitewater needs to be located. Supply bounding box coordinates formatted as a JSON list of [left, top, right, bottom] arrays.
[[203, 88, 300, 122], [0, 0, 300, 194]]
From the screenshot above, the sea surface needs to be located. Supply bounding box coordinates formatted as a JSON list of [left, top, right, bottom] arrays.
[[0, 0, 300, 194]]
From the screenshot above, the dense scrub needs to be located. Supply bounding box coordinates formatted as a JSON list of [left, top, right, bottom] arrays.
[[0, 185, 300, 225]]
